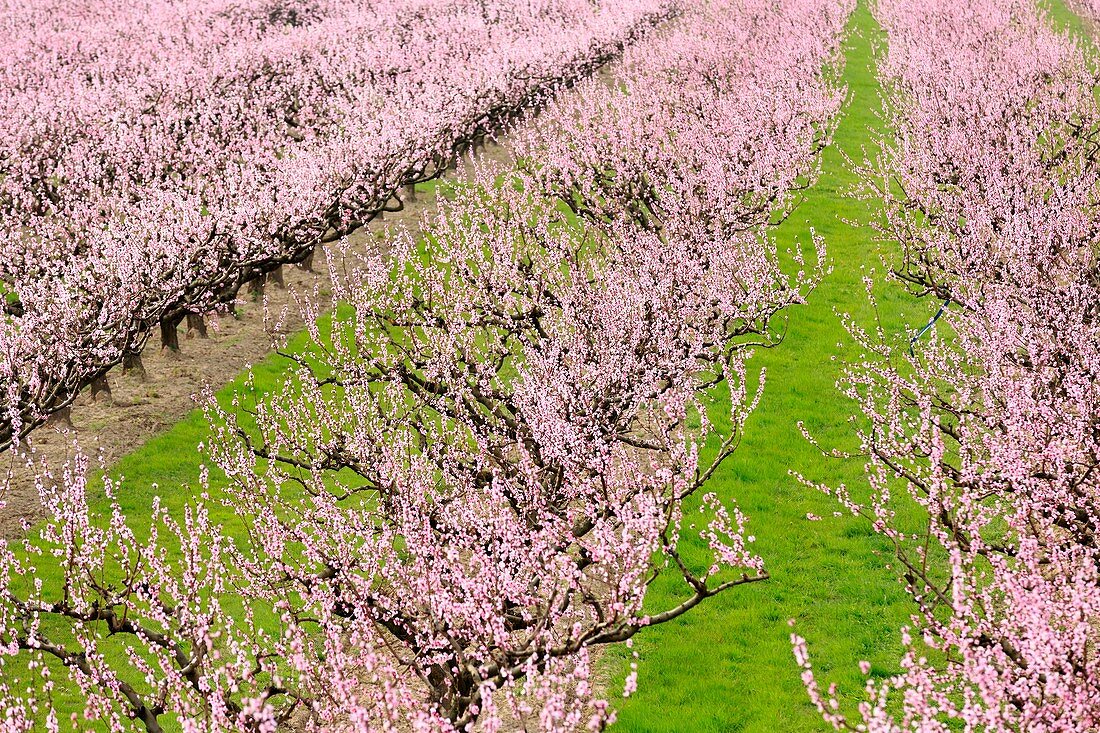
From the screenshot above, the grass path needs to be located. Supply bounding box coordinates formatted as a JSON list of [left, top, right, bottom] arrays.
[[608, 1, 1096, 729], [608, 4, 921, 730]]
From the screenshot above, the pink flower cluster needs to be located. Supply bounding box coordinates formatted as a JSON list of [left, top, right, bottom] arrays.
[[0, 0, 679, 451], [0, 0, 853, 730], [795, 1, 1100, 730]]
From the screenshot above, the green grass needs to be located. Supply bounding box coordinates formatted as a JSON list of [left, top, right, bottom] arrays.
[[607, 1, 1098, 729], [607, 5, 922, 730], [1042, 0, 1094, 39]]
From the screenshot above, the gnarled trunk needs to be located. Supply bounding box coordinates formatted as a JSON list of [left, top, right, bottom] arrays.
[[90, 375, 112, 403], [123, 352, 146, 380], [160, 315, 183, 352], [186, 314, 208, 339]]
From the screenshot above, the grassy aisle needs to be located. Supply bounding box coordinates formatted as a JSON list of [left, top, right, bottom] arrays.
[[1043, 0, 1095, 37], [608, 4, 921, 730], [610, 0, 1095, 729]]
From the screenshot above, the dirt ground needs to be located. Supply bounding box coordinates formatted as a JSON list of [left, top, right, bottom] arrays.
[[0, 140, 516, 539]]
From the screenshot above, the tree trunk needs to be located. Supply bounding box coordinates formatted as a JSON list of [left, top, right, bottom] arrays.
[[123, 352, 146, 380], [404, 183, 417, 202], [268, 265, 285, 289], [298, 247, 316, 273], [47, 404, 74, 430], [90, 375, 112, 403], [249, 274, 265, 300], [225, 289, 239, 318], [160, 315, 182, 352], [186, 314, 208, 339]]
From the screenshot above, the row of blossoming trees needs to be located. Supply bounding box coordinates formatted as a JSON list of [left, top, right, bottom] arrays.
[[793, 0, 1100, 730], [0, 0, 854, 730], [0, 0, 682, 451]]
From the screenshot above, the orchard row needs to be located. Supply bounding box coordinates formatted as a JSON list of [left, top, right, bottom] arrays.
[[0, 0, 677, 450], [797, 0, 1100, 730]]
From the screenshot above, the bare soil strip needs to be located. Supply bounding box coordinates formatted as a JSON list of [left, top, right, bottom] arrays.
[[0, 141, 516, 538]]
